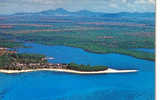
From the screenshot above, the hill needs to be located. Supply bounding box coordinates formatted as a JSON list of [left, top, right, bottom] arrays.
[[12, 8, 155, 18]]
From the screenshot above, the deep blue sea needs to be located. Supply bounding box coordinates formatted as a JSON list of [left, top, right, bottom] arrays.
[[0, 43, 155, 100]]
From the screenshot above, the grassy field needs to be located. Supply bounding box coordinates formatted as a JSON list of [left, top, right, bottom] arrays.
[[0, 15, 155, 61]]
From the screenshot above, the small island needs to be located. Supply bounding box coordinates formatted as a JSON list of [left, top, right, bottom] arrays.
[[0, 48, 138, 74]]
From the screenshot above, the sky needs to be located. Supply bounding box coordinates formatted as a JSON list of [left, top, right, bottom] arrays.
[[0, 0, 155, 14]]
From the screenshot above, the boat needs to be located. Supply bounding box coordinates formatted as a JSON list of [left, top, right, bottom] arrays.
[[45, 57, 55, 60]]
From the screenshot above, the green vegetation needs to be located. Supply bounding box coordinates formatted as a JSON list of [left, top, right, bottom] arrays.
[[68, 63, 108, 71], [0, 16, 155, 61], [0, 41, 23, 48], [8, 53, 47, 63], [0, 55, 12, 68], [14, 27, 154, 61], [0, 53, 47, 69], [0, 33, 23, 48], [0, 53, 108, 72]]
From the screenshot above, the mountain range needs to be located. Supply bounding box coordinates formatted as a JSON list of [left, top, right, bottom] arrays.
[[13, 8, 155, 18]]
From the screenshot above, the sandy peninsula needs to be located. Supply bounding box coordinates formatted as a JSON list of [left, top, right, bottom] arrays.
[[0, 68, 138, 74]]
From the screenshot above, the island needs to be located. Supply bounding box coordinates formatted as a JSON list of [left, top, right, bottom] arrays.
[[0, 48, 138, 74]]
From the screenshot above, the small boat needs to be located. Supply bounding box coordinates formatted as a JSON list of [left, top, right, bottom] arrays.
[[45, 57, 55, 60]]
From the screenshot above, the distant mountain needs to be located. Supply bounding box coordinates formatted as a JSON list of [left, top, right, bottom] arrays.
[[38, 8, 105, 17], [13, 8, 155, 18], [40, 8, 70, 15], [102, 12, 155, 18]]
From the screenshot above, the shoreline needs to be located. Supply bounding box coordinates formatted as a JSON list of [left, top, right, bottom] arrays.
[[34, 43, 154, 61], [0, 68, 138, 74]]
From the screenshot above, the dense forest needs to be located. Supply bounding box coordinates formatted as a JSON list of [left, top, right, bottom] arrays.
[[68, 63, 108, 71], [0, 15, 155, 61]]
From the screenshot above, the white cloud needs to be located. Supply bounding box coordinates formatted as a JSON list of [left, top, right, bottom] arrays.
[[109, 3, 118, 8], [0, 0, 155, 14], [30, 0, 66, 5], [134, 0, 148, 4], [148, 0, 155, 4], [122, 0, 127, 3], [134, 0, 155, 4]]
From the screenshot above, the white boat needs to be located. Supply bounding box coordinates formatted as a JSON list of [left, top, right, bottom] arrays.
[[45, 57, 55, 60]]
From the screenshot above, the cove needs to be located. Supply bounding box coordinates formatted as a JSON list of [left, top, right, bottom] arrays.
[[0, 43, 155, 100]]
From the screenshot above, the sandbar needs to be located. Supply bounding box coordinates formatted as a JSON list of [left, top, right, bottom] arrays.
[[0, 68, 138, 74]]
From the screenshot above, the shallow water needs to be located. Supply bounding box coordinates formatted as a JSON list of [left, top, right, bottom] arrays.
[[132, 48, 155, 53], [0, 43, 155, 100]]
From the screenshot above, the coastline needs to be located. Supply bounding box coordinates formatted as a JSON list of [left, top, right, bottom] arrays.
[[0, 68, 138, 74], [38, 43, 154, 61]]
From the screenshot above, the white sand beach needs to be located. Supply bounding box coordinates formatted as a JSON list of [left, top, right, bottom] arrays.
[[0, 68, 138, 74]]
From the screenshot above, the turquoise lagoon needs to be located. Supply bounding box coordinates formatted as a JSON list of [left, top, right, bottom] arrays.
[[0, 43, 155, 100]]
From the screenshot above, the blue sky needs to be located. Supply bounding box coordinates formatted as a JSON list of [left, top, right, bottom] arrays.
[[0, 0, 155, 14]]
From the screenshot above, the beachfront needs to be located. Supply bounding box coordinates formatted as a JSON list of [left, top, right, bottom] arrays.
[[0, 68, 138, 74]]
